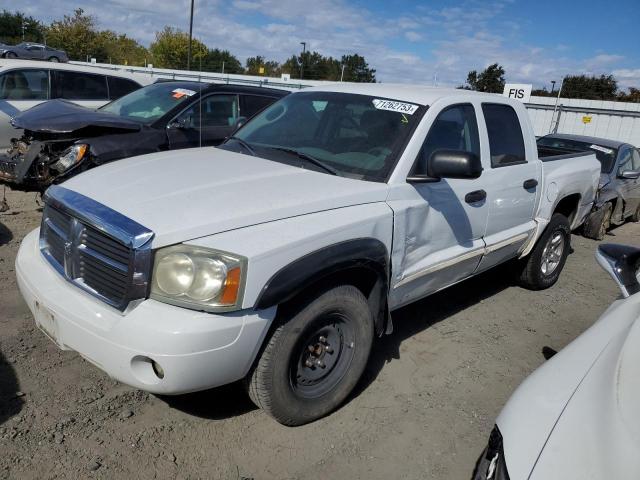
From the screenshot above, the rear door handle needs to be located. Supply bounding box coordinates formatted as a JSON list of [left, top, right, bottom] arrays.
[[465, 189, 487, 204], [523, 178, 538, 189]]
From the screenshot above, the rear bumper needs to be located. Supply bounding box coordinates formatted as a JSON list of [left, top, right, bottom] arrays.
[[16, 229, 277, 394]]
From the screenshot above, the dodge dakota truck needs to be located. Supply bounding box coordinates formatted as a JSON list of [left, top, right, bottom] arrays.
[[16, 84, 600, 425]]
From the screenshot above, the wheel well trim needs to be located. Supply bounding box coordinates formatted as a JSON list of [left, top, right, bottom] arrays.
[[254, 238, 389, 312]]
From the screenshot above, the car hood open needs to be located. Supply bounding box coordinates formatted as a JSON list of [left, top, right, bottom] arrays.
[[11, 99, 142, 134], [61, 147, 390, 247]]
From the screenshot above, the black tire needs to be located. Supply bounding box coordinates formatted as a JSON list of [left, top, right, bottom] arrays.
[[518, 213, 571, 290], [48, 56, 59, 62], [246, 285, 374, 426], [631, 204, 640, 223], [5, 52, 17, 59], [583, 202, 612, 240]]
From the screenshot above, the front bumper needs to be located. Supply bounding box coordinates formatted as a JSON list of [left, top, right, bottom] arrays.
[[16, 229, 277, 395]]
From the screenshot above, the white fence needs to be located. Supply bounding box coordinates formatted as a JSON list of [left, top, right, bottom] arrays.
[[526, 95, 640, 146]]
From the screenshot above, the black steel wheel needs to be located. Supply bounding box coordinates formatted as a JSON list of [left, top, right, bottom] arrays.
[[246, 285, 374, 426]]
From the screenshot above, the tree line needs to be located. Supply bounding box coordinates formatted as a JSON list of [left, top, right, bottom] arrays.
[[0, 9, 376, 82], [462, 63, 639, 103]]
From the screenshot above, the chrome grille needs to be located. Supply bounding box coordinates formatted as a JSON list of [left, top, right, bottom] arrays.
[[40, 185, 154, 311]]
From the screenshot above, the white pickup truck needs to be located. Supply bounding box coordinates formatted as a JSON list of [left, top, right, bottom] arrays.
[[16, 84, 600, 425]]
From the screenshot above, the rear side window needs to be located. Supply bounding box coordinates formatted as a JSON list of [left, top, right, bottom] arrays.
[[53, 71, 108, 100], [413, 104, 480, 176], [241, 95, 278, 118], [482, 103, 526, 167], [0, 69, 49, 100], [108, 77, 140, 99]]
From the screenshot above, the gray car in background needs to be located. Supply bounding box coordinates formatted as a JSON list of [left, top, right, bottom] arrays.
[[0, 43, 68, 63], [538, 134, 640, 239]]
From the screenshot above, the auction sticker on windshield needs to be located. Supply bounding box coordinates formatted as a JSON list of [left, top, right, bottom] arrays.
[[372, 99, 419, 115], [172, 88, 197, 99]]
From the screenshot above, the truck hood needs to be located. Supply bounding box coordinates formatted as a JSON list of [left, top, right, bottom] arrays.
[[61, 147, 389, 247], [11, 99, 142, 134]]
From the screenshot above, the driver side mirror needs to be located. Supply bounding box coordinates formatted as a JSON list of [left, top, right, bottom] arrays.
[[618, 170, 640, 180], [408, 150, 483, 183], [167, 116, 191, 130]]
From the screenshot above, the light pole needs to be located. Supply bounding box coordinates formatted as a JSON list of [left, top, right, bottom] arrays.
[[300, 42, 306, 79], [187, 0, 195, 70], [551, 80, 556, 94]]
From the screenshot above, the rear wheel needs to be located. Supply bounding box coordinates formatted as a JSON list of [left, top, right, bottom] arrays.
[[583, 202, 612, 240], [518, 213, 571, 290], [246, 285, 374, 426]]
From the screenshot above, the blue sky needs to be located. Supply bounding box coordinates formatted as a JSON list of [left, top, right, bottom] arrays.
[[8, 0, 640, 89]]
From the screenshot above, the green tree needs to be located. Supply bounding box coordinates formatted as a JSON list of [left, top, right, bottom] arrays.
[[0, 10, 45, 44], [202, 48, 243, 73], [617, 87, 640, 103], [560, 74, 618, 100], [245, 56, 280, 76], [97, 30, 148, 65], [340, 54, 376, 82], [46, 8, 105, 61], [149, 26, 207, 69], [466, 63, 506, 93]]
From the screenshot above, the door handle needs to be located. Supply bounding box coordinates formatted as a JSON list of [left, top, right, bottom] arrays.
[[523, 178, 538, 189], [465, 189, 487, 204]]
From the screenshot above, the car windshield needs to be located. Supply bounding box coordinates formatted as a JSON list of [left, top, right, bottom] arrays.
[[537, 137, 618, 173], [99, 82, 201, 124], [223, 91, 425, 181]]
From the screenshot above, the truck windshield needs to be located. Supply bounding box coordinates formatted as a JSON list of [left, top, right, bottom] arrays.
[[537, 137, 618, 173], [225, 91, 425, 181], [100, 82, 200, 124]]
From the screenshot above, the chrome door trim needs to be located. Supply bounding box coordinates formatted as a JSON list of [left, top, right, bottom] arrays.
[[393, 230, 534, 290]]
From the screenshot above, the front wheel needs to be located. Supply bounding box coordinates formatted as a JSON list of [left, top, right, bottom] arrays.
[[583, 202, 612, 240], [246, 285, 374, 426], [48, 56, 59, 62], [5, 52, 17, 59], [518, 213, 571, 290]]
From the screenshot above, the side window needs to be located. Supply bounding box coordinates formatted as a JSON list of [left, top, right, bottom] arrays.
[[482, 103, 526, 167], [630, 149, 640, 171], [107, 77, 141, 99], [241, 95, 277, 118], [177, 94, 239, 128], [412, 104, 480, 175], [618, 148, 633, 173], [53, 71, 109, 100], [0, 69, 49, 100]]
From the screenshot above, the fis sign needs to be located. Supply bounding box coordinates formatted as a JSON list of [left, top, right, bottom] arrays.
[[503, 84, 532, 102]]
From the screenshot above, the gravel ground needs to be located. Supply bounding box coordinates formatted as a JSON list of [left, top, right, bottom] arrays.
[[1, 185, 638, 480]]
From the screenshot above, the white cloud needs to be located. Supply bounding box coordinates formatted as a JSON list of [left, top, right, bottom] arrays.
[[15, 0, 638, 88]]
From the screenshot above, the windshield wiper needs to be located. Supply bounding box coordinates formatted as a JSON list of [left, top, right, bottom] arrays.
[[224, 136, 257, 156], [269, 147, 339, 176]]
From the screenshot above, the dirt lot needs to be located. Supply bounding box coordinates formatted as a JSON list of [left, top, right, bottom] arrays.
[[0, 185, 638, 480]]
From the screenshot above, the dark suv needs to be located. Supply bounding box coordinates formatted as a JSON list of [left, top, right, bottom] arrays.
[[2, 81, 288, 191]]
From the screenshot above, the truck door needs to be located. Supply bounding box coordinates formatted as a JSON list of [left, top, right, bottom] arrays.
[[167, 94, 239, 149], [389, 103, 490, 309], [475, 103, 539, 272], [616, 147, 640, 217]]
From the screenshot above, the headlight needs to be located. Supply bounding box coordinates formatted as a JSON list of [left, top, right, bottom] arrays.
[[51, 144, 88, 173], [150, 245, 246, 312]]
